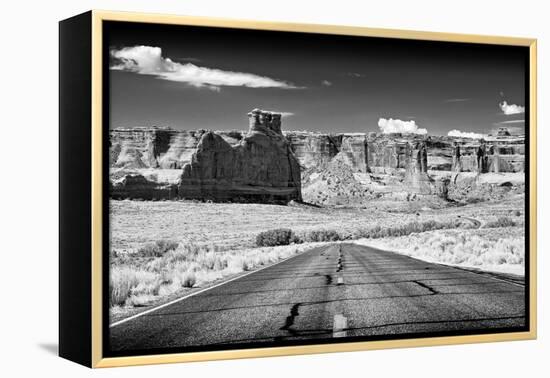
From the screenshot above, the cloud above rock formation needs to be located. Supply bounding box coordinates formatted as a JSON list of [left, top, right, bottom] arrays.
[[345, 72, 366, 78], [495, 119, 525, 125], [110, 45, 301, 90], [447, 129, 485, 139], [499, 101, 525, 115], [266, 110, 295, 118], [378, 118, 427, 135]]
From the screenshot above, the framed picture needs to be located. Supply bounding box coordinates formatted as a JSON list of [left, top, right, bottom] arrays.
[[59, 10, 537, 368]]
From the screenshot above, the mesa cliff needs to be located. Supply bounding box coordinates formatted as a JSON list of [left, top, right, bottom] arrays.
[[111, 109, 301, 203], [177, 109, 302, 203], [110, 110, 525, 205]]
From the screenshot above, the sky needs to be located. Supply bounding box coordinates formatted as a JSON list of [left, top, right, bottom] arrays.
[[106, 21, 528, 136]]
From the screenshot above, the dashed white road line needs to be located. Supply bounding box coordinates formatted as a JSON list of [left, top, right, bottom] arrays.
[[333, 314, 348, 338]]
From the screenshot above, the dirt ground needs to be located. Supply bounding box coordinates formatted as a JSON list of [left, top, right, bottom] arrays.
[[110, 194, 525, 253]]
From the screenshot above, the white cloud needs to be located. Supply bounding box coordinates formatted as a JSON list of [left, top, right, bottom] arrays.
[[346, 72, 366, 78], [110, 45, 301, 90], [447, 129, 485, 139], [495, 119, 525, 125], [266, 110, 294, 118], [499, 101, 525, 115], [378, 118, 427, 135], [321, 80, 332, 86]]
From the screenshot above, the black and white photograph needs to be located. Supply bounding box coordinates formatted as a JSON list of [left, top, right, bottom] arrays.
[[105, 20, 530, 356]]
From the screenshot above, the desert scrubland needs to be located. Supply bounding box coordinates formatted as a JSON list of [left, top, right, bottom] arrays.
[[109, 113, 526, 321], [110, 193, 525, 321]]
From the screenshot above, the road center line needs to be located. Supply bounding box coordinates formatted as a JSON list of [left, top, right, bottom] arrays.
[[333, 314, 348, 338]]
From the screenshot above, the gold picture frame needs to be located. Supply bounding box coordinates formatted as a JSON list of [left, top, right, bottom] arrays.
[[59, 9, 537, 368]]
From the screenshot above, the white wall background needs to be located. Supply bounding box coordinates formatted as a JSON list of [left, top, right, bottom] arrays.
[[1, 0, 547, 376]]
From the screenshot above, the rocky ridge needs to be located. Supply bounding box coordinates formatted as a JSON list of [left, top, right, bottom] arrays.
[[110, 111, 525, 205], [111, 109, 301, 203]]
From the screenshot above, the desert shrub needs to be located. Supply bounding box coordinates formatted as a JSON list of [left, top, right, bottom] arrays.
[[352, 219, 459, 240], [136, 239, 179, 258], [466, 196, 484, 204], [369, 229, 525, 271], [484, 216, 516, 228], [126, 294, 157, 307], [290, 233, 304, 244], [304, 229, 342, 242], [109, 266, 159, 307], [256, 228, 295, 247], [110, 243, 304, 311], [130, 280, 161, 297], [337, 230, 354, 240], [228, 256, 250, 272], [181, 271, 197, 288]]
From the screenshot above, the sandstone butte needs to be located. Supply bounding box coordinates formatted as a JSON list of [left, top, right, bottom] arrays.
[[110, 109, 525, 203], [111, 109, 302, 203]]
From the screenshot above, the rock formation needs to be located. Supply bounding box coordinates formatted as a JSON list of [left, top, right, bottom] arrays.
[[301, 154, 371, 206], [110, 174, 178, 200], [339, 135, 369, 173], [176, 109, 302, 203], [110, 128, 243, 170], [111, 126, 525, 175], [404, 141, 433, 194], [284, 132, 340, 170], [109, 121, 525, 204]]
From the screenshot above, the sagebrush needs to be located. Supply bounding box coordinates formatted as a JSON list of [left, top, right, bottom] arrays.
[[110, 241, 302, 311], [256, 228, 295, 246]]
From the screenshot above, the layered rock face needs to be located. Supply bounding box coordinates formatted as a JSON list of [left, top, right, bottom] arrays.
[[111, 127, 525, 175], [284, 133, 369, 173], [110, 174, 178, 200], [177, 109, 302, 203], [450, 136, 525, 173], [339, 135, 369, 173], [366, 133, 426, 173], [404, 141, 432, 195], [111, 109, 301, 203], [109, 120, 525, 204], [366, 133, 525, 175], [110, 128, 243, 169], [284, 132, 339, 170]]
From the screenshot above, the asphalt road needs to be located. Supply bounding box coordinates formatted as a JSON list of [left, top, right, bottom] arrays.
[[109, 243, 526, 352]]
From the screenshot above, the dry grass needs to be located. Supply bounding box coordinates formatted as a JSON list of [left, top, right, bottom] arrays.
[[109, 241, 310, 314], [483, 216, 519, 228], [256, 228, 295, 246], [110, 196, 525, 317], [135, 240, 179, 258], [358, 227, 525, 275], [110, 197, 524, 254], [110, 267, 161, 307]]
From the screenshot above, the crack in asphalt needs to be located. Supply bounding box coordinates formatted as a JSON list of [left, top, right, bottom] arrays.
[[413, 280, 439, 295], [197, 278, 511, 297], [214, 314, 526, 346], [280, 303, 301, 336], [148, 288, 523, 318], [110, 244, 526, 350]]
